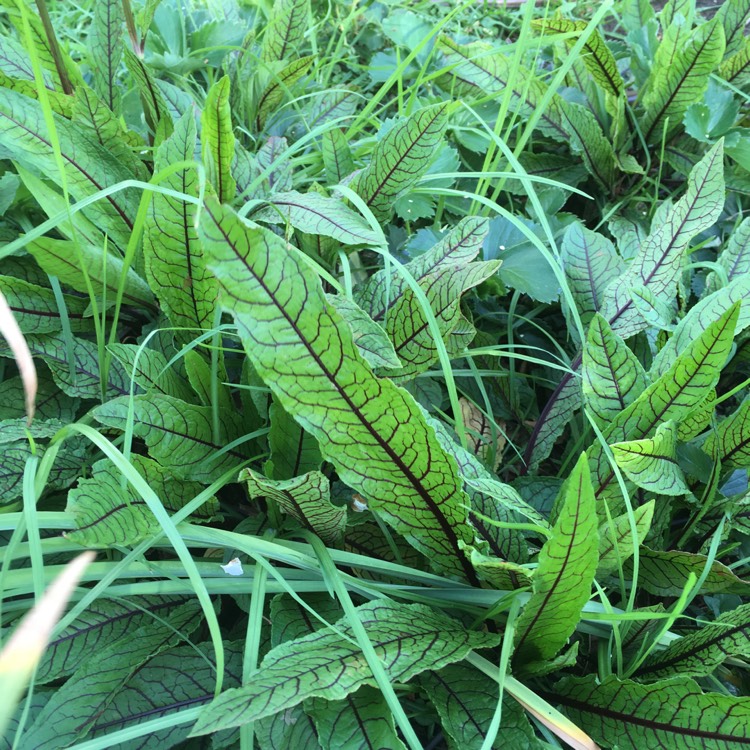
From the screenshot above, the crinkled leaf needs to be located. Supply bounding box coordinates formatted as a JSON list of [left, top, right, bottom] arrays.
[[513, 453, 598, 665], [107, 343, 195, 401], [583, 314, 648, 425], [202, 76, 236, 203], [261, 0, 309, 62], [199, 200, 481, 580], [92, 394, 246, 483], [88, 0, 125, 114], [190, 600, 501, 735], [597, 500, 654, 578], [552, 675, 750, 750]]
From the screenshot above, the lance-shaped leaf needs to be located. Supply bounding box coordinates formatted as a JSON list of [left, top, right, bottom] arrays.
[[0, 276, 90, 335], [383, 261, 501, 380], [326, 294, 400, 369], [612, 422, 690, 496], [513, 454, 598, 665], [199, 200, 481, 581], [321, 128, 355, 184], [241, 467, 345, 545], [720, 38, 750, 86], [0, 34, 53, 86], [145, 112, 218, 339], [678, 388, 716, 440], [107, 343, 195, 401], [562, 224, 625, 334], [22, 601, 201, 750], [190, 600, 501, 735], [202, 76, 236, 203], [0, 372, 78, 422], [253, 190, 380, 246], [353, 103, 450, 223], [66, 456, 220, 547], [421, 664, 543, 750], [89, 641, 243, 749], [257, 135, 292, 192], [267, 399, 322, 480], [30, 596, 195, 685], [637, 602, 750, 680], [601, 140, 725, 339], [257, 705, 321, 750], [92, 394, 246, 483], [123, 47, 171, 132], [0, 418, 65, 445], [641, 19, 725, 143], [708, 216, 750, 291], [26, 236, 155, 310], [717, 0, 750, 58], [261, 0, 310, 62], [460, 397, 506, 471], [467, 548, 532, 590], [308, 88, 358, 130], [355, 216, 489, 321], [588, 305, 739, 509], [703, 396, 750, 467], [256, 56, 313, 129], [0, 88, 137, 250], [88, 0, 125, 114], [551, 675, 750, 749], [534, 18, 623, 97], [583, 314, 648, 425], [597, 500, 654, 578]]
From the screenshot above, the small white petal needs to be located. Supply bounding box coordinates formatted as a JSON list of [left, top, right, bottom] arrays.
[[220, 558, 244, 576]]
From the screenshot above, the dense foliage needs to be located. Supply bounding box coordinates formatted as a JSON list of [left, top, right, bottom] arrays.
[[3, 0, 750, 747]]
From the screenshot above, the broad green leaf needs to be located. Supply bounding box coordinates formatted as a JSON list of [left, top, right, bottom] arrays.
[[465, 476, 550, 531], [678, 388, 716, 440], [637, 602, 750, 680], [199, 200, 481, 581], [717, 0, 750, 57], [0, 33, 52, 85], [256, 55, 313, 129], [708, 216, 750, 291], [0, 372, 78, 422], [256, 135, 292, 192], [108, 343, 195, 401], [261, 0, 310, 62], [583, 314, 648, 424], [719, 38, 750, 86], [588, 305, 739, 510], [383, 261, 501, 380], [553, 675, 750, 749], [190, 600, 501, 735], [601, 140, 725, 340], [534, 18, 623, 96], [202, 76, 236, 203], [326, 294, 400, 369], [321, 128, 355, 184], [257, 705, 321, 750], [88, 0, 125, 114], [308, 88, 358, 130], [31, 596, 195, 685], [355, 216, 489, 321], [629, 283, 676, 330], [459, 396, 504, 471], [0, 88, 138, 250], [22, 601, 201, 750], [513, 453, 598, 665], [66, 455, 220, 547], [89, 641, 243, 750], [703, 396, 750, 467], [421, 664, 543, 750], [92, 394, 246, 483], [641, 19, 725, 143], [144, 112, 218, 339], [0, 418, 65, 445], [267, 399, 322, 480], [241, 467, 345, 545], [27, 236, 156, 310], [123, 47, 171, 133], [344, 520, 426, 580], [0, 275, 90, 334], [561, 224, 625, 334], [612, 421, 691, 496], [597, 500, 654, 578], [183, 349, 233, 413], [253, 190, 381, 246], [353, 103, 450, 222], [307, 687, 407, 750]]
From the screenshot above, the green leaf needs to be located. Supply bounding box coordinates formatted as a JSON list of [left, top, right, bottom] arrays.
[[421, 663, 543, 750], [601, 140, 725, 340], [253, 190, 381, 246], [256, 55, 313, 129], [65, 455, 220, 547], [583, 314, 648, 425], [202, 76, 236, 203], [708, 216, 750, 290], [641, 19, 725, 143], [256, 135, 292, 192], [190, 600, 501, 735], [261, 0, 310, 63], [199, 200, 481, 581], [597, 500, 654, 578], [321, 128, 355, 184], [513, 453, 598, 665], [144, 112, 218, 339], [561, 224, 625, 334], [552, 675, 750, 749], [267, 398, 322, 480], [355, 216, 489, 321], [353, 103, 450, 223], [466, 548, 532, 590], [123, 47, 171, 132], [256, 705, 321, 750], [703, 396, 750, 468], [637, 602, 750, 680], [612, 421, 690, 496], [241, 467, 345, 545], [0, 372, 78, 422], [107, 343, 195, 401], [0, 34, 52, 86], [717, 0, 750, 57], [719, 38, 750, 87], [92, 394, 246, 483], [88, 0, 125, 114], [0, 88, 138, 251]]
